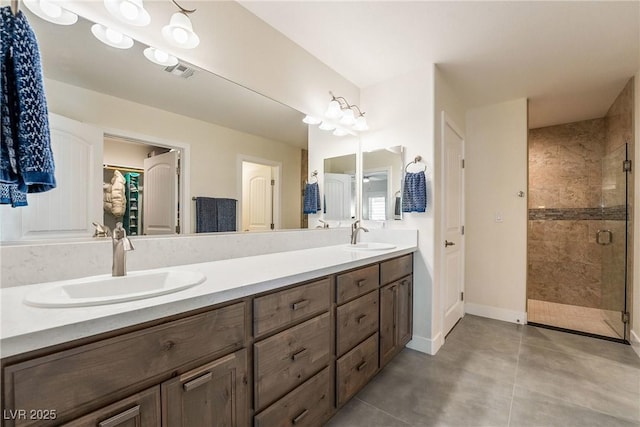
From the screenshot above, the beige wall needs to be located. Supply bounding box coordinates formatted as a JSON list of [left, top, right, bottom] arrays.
[[634, 70, 640, 354], [45, 78, 302, 232], [103, 137, 163, 170], [465, 99, 528, 322]]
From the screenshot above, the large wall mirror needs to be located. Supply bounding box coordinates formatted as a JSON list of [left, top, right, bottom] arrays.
[[1, 9, 309, 242], [323, 154, 356, 221], [362, 146, 404, 221]]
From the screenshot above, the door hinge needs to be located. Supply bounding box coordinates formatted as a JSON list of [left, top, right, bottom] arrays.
[[461, 225, 465, 235], [622, 311, 630, 324], [623, 160, 632, 173], [460, 291, 464, 301], [461, 159, 465, 169], [176, 166, 180, 176], [175, 225, 180, 233], [271, 179, 275, 186], [270, 223, 275, 230]]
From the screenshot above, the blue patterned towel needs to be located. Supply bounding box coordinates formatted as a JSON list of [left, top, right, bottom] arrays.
[[303, 182, 321, 214], [195, 197, 218, 233], [402, 171, 427, 213], [216, 198, 237, 232]]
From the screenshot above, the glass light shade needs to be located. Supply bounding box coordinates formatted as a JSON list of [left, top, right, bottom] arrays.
[[23, 0, 78, 25], [302, 115, 322, 125], [162, 12, 200, 49], [143, 47, 179, 67], [339, 108, 356, 126], [91, 24, 134, 49], [363, 177, 370, 183], [325, 100, 342, 119], [333, 128, 349, 137], [318, 121, 336, 131], [353, 115, 369, 131], [104, 0, 151, 26]]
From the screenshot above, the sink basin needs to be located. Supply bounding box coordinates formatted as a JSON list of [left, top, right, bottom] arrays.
[[24, 270, 206, 308], [344, 242, 396, 251]]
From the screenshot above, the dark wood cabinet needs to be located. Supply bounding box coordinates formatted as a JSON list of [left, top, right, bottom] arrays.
[[380, 276, 413, 369], [162, 349, 249, 427]]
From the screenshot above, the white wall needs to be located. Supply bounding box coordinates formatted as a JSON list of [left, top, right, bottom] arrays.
[[633, 70, 640, 356], [359, 67, 437, 354], [465, 99, 529, 323], [45, 79, 302, 232]]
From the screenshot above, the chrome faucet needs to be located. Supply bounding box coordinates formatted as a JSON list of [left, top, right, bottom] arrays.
[[350, 220, 369, 245], [112, 222, 134, 277], [92, 222, 111, 238], [318, 219, 330, 229]]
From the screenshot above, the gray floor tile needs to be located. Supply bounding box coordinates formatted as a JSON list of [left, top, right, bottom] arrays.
[[509, 386, 640, 427], [324, 398, 410, 427], [516, 343, 640, 421], [446, 314, 524, 344]]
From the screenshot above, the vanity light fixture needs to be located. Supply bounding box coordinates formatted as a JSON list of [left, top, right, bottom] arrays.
[[104, 0, 151, 26], [23, 0, 78, 25], [143, 47, 178, 66], [304, 91, 369, 136], [318, 121, 336, 131], [302, 115, 322, 125], [333, 128, 349, 137], [91, 23, 134, 49], [162, 0, 199, 49]]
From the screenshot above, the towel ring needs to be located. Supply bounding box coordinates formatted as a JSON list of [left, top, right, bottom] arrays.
[[404, 156, 427, 173], [306, 170, 318, 184]]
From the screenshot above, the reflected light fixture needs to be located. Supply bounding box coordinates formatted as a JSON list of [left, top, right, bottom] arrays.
[[91, 24, 134, 49], [162, 0, 200, 49], [304, 91, 368, 136], [143, 47, 178, 66], [104, 0, 151, 26], [23, 0, 78, 25]]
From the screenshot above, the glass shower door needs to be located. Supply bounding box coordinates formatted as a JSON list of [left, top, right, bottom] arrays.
[[600, 143, 629, 340]]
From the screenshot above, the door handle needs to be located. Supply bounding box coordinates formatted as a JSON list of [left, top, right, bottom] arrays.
[[444, 240, 455, 247], [596, 229, 612, 245]]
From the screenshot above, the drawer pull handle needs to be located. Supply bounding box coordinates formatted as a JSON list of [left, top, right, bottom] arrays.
[[356, 314, 367, 324], [357, 361, 368, 371], [292, 409, 309, 424], [357, 279, 367, 287], [183, 372, 213, 392], [291, 348, 309, 361], [291, 299, 310, 311], [99, 405, 140, 427]]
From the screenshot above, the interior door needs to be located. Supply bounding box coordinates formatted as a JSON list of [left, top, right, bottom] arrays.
[[442, 112, 465, 337], [324, 173, 352, 220], [242, 162, 273, 232], [143, 150, 178, 235], [0, 113, 103, 241]]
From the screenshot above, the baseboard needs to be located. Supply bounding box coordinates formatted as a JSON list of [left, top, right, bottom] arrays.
[[464, 303, 527, 325], [631, 329, 640, 359], [407, 332, 444, 356]]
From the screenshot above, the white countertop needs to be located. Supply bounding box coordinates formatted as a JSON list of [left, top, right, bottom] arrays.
[[0, 243, 416, 358]]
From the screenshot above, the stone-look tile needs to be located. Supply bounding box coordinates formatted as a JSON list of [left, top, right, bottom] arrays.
[[509, 386, 640, 427], [515, 343, 640, 421], [605, 79, 633, 155], [325, 398, 410, 427]]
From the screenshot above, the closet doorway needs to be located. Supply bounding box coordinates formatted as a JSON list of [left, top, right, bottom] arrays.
[[103, 136, 181, 236], [241, 159, 281, 232]]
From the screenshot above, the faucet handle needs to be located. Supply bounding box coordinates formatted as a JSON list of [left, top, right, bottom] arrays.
[[92, 222, 111, 238]]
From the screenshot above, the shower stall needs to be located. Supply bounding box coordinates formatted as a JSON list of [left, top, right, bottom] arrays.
[[527, 79, 634, 341]]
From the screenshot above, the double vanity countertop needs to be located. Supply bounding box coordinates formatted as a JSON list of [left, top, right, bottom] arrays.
[[0, 241, 416, 359]]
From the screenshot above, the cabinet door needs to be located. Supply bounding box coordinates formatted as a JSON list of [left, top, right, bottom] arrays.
[[61, 387, 160, 427], [397, 277, 413, 347], [379, 283, 397, 368], [162, 349, 249, 427]]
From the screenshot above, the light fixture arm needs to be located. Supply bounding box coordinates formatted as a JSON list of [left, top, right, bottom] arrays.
[[328, 91, 366, 117], [171, 0, 196, 14]]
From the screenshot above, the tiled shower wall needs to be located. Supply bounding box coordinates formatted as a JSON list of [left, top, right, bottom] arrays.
[[528, 78, 635, 312]]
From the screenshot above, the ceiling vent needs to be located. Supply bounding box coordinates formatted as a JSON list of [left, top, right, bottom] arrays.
[[164, 63, 195, 79]]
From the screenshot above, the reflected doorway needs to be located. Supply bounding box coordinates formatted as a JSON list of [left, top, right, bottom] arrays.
[[241, 160, 281, 232]]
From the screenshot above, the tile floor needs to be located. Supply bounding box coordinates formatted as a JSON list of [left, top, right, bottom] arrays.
[[527, 299, 623, 339], [326, 315, 640, 427]]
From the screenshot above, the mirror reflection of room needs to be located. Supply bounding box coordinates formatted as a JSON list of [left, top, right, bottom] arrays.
[[362, 146, 403, 221], [323, 154, 356, 221]]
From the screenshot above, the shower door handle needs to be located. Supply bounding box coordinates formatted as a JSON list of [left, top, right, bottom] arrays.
[[596, 230, 612, 245]]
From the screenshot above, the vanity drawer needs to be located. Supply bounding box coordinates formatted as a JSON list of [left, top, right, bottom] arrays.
[[3, 302, 246, 427], [336, 333, 378, 407], [336, 264, 379, 304], [336, 290, 379, 357], [254, 312, 331, 411], [380, 254, 413, 285], [253, 277, 330, 337], [254, 366, 332, 427]]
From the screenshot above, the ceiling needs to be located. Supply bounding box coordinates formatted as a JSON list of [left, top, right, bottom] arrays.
[[240, 1, 640, 129]]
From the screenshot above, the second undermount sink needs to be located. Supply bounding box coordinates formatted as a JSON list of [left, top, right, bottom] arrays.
[[344, 242, 397, 251], [24, 270, 206, 308]]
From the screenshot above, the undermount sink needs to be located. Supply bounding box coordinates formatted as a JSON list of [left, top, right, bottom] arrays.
[[344, 242, 397, 251], [24, 270, 206, 308]]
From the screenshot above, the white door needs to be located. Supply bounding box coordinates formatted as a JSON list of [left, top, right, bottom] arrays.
[[324, 173, 352, 220], [0, 113, 103, 241], [143, 151, 178, 235], [442, 112, 465, 336], [242, 162, 273, 232]]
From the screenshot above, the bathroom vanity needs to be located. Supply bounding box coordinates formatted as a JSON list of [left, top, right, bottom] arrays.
[[1, 245, 414, 427]]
